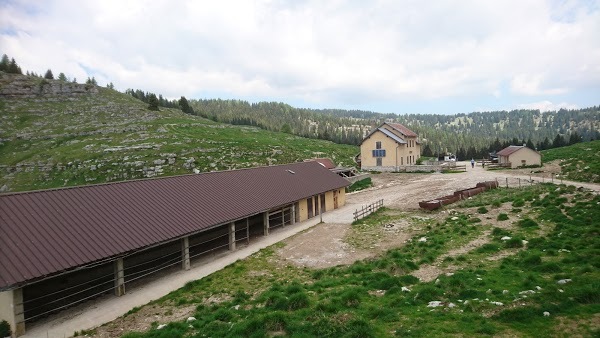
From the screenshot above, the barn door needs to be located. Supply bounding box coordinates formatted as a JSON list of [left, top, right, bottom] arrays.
[[333, 190, 339, 209]]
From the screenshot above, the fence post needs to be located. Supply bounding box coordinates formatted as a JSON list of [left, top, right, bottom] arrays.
[[518, 178, 521, 189], [506, 177, 508, 188]]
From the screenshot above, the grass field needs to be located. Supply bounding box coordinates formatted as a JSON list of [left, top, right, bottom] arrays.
[[541, 140, 600, 183], [0, 79, 358, 192], [110, 183, 599, 337]]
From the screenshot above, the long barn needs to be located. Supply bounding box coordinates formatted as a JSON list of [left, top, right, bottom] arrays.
[[0, 161, 349, 336]]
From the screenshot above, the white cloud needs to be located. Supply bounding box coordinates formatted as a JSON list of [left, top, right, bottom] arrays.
[[517, 100, 579, 112], [1, 0, 599, 112]]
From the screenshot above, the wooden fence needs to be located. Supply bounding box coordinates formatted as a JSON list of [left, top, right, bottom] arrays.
[[353, 199, 384, 222]]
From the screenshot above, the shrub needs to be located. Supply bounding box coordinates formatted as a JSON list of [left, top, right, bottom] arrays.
[[477, 206, 488, 214], [497, 213, 509, 221], [492, 227, 510, 236], [476, 243, 501, 253], [512, 199, 525, 207], [0, 320, 11, 338], [521, 254, 542, 267], [504, 238, 524, 248], [518, 218, 539, 228], [348, 177, 372, 192], [416, 285, 443, 302], [288, 292, 310, 310]]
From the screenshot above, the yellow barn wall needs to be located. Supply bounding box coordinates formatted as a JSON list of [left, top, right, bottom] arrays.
[[508, 148, 541, 168], [338, 188, 346, 206], [297, 198, 308, 222], [324, 191, 334, 212]]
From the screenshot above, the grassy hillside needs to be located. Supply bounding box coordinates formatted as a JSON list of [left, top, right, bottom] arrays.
[[541, 140, 600, 183], [96, 183, 599, 337], [0, 73, 358, 193]]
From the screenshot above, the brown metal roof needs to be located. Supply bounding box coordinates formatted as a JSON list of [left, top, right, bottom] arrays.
[[305, 158, 336, 169], [386, 123, 418, 138], [0, 161, 349, 290], [496, 145, 533, 156]]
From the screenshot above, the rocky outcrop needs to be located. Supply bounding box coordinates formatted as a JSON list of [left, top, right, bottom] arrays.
[[0, 72, 99, 98]]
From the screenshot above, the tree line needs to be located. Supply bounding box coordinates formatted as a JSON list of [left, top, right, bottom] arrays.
[[4, 52, 598, 158]]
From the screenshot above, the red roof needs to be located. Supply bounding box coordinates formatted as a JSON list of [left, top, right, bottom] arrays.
[[386, 123, 418, 138], [0, 161, 349, 289]]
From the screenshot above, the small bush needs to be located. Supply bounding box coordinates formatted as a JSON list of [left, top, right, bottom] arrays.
[[0, 320, 11, 338], [521, 254, 542, 267], [416, 285, 443, 302], [288, 292, 310, 310], [348, 178, 372, 192], [504, 238, 524, 248], [497, 213, 509, 221], [476, 243, 501, 253], [512, 199, 525, 207], [573, 283, 600, 304], [492, 227, 510, 236], [518, 218, 539, 228], [477, 206, 489, 214]]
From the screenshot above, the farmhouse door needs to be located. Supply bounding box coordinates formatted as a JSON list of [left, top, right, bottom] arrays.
[[320, 194, 326, 213], [307, 197, 314, 218]]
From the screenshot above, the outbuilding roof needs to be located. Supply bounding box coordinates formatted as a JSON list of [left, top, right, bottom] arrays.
[[306, 158, 336, 169], [497, 145, 538, 156], [0, 161, 349, 290]]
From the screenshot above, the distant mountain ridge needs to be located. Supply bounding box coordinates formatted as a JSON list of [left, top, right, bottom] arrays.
[[186, 98, 600, 155]]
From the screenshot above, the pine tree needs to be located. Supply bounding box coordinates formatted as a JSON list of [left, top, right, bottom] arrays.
[[44, 69, 54, 79], [421, 144, 433, 157], [179, 96, 194, 114], [552, 134, 565, 148], [58, 72, 68, 81], [0, 54, 9, 72], [147, 94, 159, 111], [7, 58, 22, 74], [568, 132, 581, 145]]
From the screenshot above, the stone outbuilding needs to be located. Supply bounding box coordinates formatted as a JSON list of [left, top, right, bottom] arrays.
[[0, 161, 349, 336], [496, 145, 542, 168], [359, 122, 420, 171]]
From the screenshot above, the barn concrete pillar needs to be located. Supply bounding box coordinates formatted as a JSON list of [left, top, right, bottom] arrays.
[[291, 204, 296, 225], [181, 236, 190, 270], [246, 218, 250, 244], [228, 222, 236, 251], [114, 258, 125, 297], [263, 212, 269, 236], [0, 288, 25, 337]]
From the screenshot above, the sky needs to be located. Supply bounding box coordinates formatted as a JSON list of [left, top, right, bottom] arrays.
[[1, 0, 599, 115]]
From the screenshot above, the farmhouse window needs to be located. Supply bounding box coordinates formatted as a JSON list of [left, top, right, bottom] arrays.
[[376, 141, 382, 149], [372, 149, 386, 157]]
